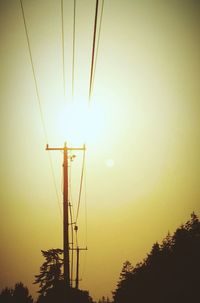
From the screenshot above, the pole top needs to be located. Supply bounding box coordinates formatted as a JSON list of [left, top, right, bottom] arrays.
[[46, 143, 86, 151]]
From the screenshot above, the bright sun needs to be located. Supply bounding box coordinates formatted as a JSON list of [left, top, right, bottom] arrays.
[[56, 101, 106, 146]]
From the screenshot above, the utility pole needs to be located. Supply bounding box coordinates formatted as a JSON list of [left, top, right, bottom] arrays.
[[46, 142, 86, 288]]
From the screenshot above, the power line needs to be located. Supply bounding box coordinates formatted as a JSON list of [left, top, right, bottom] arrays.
[[20, 0, 48, 143], [48, 153, 62, 217], [69, 158, 76, 221], [89, 0, 99, 102], [92, 0, 104, 96], [84, 154, 88, 247], [61, 0, 66, 96], [75, 147, 86, 224], [20, 0, 62, 218], [72, 0, 76, 99], [69, 198, 74, 286], [80, 153, 88, 281]]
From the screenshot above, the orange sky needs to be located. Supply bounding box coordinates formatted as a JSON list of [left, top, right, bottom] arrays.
[[0, 0, 200, 301]]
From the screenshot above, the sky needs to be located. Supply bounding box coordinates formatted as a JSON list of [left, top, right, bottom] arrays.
[[0, 0, 200, 301]]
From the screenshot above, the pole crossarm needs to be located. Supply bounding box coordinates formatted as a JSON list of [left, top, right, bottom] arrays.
[[46, 143, 86, 151]]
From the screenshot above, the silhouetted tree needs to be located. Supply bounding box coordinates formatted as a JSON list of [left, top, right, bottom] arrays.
[[113, 261, 133, 303], [0, 287, 13, 303], [34, 248, 63, 297], [13, 283, 33, 303], [34, 248, 94, 303], [36, 283, 93, 303], [0, 283, 33, 303], [113, 212, 200, 303]]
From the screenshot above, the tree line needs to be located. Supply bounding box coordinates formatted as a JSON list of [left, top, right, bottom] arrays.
[[0, 282, 33, 303], [1, 212, 200, 302], [113, 212, 200, 303]]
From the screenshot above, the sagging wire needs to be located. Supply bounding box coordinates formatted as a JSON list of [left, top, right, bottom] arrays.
[[20, 0, 62, 218], [75, 147, 86, 224]]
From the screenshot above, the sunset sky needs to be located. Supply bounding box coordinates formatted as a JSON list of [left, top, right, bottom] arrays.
[[0, 0, 200, 301]]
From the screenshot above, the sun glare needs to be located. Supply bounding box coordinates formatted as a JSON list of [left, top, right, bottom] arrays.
[[56, 101, 106, 146]]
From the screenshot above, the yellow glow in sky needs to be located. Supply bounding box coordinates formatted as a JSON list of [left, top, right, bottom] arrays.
[[106, 159, 114, 168], [0, 0, 200, 302]]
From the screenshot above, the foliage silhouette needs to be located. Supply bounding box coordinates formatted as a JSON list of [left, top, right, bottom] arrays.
[[36, 282, 93, 303], [34, 248, 63, 297], [0, 283, 33, 303], [113, 212, 200, 303], [34, 248, 94, 303], [0, 287, 13, 303], [98, 296, 112, 303]]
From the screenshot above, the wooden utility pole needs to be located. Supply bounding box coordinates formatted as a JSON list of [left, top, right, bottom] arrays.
[[46, 142, 86, 288]]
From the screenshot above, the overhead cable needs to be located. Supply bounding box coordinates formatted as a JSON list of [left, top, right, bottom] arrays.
[[20, 0, 62, 218], [92, 0, 104, 96], [75, 147, 86, 224], [61, 0, 66, 96], [48, 154, 62, 217], [69, 200, 74, 285], [20, 0, 48, 143], [72, 0, 76, 99], [89, 0, 99, 101]]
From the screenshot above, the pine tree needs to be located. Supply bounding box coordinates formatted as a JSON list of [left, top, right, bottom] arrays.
[[113, 212, 200, 303], [13, 283, 33, 303], [34, 249, 63, 297], [0, 287, 13, 303]]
